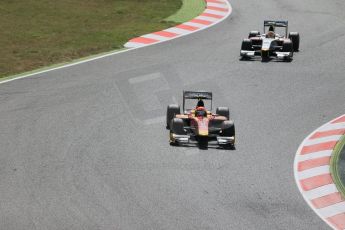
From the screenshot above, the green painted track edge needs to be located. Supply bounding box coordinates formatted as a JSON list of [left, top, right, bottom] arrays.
[[165, 0, 206, 23], [330, 134, 345, 198]]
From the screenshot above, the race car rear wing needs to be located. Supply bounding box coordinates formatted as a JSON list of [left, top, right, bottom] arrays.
[[183, 91, 212, 100], [264, 20, 288, 36], [183, 91, 213, 111], [264, 20, 288, 27]]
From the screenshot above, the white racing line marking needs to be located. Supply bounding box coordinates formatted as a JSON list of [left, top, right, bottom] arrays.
[[127, 72, 173, 125], [143, 116, 166, 125], [0, 0, 232, 85], [128, 72, 162, 84], [294, 114, 345, 230]]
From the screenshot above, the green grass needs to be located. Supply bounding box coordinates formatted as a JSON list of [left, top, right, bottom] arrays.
[[0, 0, 183, 78], [330, 135, 345, 198], [165, 0, 206, 23], [0, 48, 127, 83]]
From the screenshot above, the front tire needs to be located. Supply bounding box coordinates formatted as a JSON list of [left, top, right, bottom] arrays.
[[241, 39, 252, 51], [288, 32, 300, 52], [170, 118, 186, 135], [170, 118, 186, 145], [221, 120, 235, 137], [220, 120, 235, 148], [282, 40, 293, 61]]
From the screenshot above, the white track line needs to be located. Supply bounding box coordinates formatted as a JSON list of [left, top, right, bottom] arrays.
[[128, 73, 161, 84]]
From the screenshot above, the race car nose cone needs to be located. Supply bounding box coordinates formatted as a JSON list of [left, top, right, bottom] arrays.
[[198, 130, 208, 136]]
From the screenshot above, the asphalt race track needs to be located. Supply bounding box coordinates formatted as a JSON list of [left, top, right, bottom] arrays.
[[1, 0, 345, 229]]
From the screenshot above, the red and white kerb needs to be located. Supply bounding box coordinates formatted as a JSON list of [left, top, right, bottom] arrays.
[[124, 0, 232, 48], [294, 114, 345, 230]]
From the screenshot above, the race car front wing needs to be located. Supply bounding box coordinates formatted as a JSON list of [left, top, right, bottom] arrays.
[[240, 50, 292, 59], [171, 133, 235, 145]]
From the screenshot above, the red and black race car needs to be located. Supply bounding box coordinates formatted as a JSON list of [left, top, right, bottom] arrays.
[[166, 91, 235, 148]]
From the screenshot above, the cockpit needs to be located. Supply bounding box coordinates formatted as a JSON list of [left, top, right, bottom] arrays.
[[195, 108, 207, 117]]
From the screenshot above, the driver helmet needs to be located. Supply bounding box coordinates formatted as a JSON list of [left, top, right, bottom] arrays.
[[266, 25, 275, 38], [266, 31, 275, 38], [197, 99, 204, 107], [195, 106, 207, 117]]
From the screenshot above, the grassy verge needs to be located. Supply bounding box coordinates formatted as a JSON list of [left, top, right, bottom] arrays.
[[0, 0, 182, 79], [0, 48, 127, 83], [165, 0, 206, 23], [330, 134, 345, 198], [1, 0, 207, 80]]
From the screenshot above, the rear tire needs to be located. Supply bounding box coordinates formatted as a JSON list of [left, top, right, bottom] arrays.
[[288, 32, 300, 52], [166, 104, 180, 129], [216, 107, 229, 120], [248, 31, 260, 38]]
